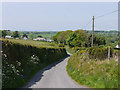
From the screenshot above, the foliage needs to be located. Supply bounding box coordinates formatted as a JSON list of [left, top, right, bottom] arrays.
[[87, 31, 119, 46], [72, 47, 87, 52], [58, 44, 64, 47], [66, 51, 118, 88], [12, 31, 20, 38], [66, 30, 86, 47], [83, 34, 106, 47], [37, 35, 43, 38], [65, 46, 76, 54], [88, 47, 113, 60], [20, 31, 57, 39], [53, 29, 106, 48], [2, 39, 68, 88], [1, 30, 11, 38], [52, 30, 73, 44], [3, 39, 58, 48]]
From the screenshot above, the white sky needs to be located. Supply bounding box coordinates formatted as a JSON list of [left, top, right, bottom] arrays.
[[0, 0, 119, 31], [1, 0, 120, 2]]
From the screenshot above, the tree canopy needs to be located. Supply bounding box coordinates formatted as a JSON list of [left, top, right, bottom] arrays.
[[52, 29, 106, 47], [12, 31, 20, 38]]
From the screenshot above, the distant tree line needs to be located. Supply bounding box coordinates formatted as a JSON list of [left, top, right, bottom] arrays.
[[52, 29, 106, 47], [0, 30, 20, 38], [0, 30, 118, 47], [0, 30, 57, 39]]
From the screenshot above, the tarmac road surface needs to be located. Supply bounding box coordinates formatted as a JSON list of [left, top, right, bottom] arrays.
[[24, 53, 87, 88]]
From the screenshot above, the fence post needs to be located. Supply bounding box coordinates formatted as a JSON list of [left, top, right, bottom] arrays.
[[108, 46, 110, 60]]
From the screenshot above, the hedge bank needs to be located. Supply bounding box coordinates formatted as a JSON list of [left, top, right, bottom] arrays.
[[88, 47, 113, 60], [2, 39, 68, 88], [66, 50, 118, 88]]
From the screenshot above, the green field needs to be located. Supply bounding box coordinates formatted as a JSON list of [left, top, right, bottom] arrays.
[[19, 31, 57, 39], [2, 39, 58, 48]]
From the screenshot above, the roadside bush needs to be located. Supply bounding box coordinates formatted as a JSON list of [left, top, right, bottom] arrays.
[[49, 43, 55, 46], [114, 50, 120, 57], [58, 44, 64, 47], [88, 47, 113, 60], [72, 47, 86, 52]]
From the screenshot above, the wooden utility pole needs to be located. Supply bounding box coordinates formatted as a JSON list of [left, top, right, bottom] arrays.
[[91, 16, 94, 47]]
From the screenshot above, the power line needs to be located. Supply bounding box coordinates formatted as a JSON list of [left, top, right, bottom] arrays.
[[95, 10, 118, 19], [82, 19, 92, 30], [82, 9, 118, 30]]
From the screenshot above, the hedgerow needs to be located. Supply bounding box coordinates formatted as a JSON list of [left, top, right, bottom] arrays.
[[88, 47, 113, 60], [66, 50, 118, 88], [2, 39, 68, 88]]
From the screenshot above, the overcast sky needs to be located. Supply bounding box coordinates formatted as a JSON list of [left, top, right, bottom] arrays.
[[2, 2, 118, 31]]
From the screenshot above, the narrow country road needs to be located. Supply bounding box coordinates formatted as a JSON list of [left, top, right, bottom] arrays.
[[24, 53, 87, 88]]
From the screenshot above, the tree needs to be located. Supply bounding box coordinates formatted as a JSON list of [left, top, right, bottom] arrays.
[[2, 30, 7, 38], [84, 34, 106, 47], [52, 30, 73, 45], [37, 35, 43, 38], [66, 30, 87, 47], [7, 30, 11, 36], [66, 32, 82, 47], [12, 31, 20, 38]]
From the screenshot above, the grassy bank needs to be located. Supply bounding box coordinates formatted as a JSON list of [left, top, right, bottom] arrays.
[[2, 39, 68, 88], [3, 39, 58, 48], [66, 50, 118, 88]]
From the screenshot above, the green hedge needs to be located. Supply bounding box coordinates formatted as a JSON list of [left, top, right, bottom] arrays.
[[58, 44, 64, 47], [2, 39, 68, 88], [88, 47, 113, 60]]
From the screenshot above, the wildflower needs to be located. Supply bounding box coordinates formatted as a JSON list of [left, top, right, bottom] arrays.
[[21, 75, 24, 78], [18, 62, 21, 66], [16, 70, 19, 73], [4, 54, 7, 57]]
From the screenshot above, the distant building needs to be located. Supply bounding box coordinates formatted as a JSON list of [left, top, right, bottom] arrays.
[[46, 39, 54, 42], [33, 37, 46, 41], [5, 36, 13, 39], [116, 44, 120, 48], [23, 34, 28, 40]]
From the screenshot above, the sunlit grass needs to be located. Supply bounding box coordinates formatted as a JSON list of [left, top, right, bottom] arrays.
[[66, 51, 118, 88], [1, 39, 59, 48]]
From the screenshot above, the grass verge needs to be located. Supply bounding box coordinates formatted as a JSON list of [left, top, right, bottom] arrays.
[[66, 50, 118, 88]]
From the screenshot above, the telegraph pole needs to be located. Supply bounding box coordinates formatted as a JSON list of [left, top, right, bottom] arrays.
[[91, 16, 94, 47]]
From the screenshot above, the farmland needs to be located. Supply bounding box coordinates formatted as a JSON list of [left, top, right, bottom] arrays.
[[2, 39, 59, 48]]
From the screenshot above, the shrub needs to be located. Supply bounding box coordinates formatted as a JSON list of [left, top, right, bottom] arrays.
[[88, 47, 113, 60], [49, 43, 55, 46], [58, 44, 64, 47], [72, 47, 86, 52]]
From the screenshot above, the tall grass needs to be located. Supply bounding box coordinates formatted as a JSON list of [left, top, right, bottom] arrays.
[[66, 50, 118, 88]]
